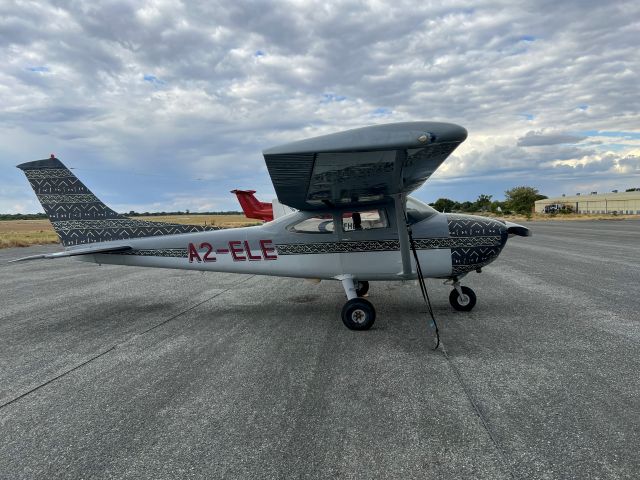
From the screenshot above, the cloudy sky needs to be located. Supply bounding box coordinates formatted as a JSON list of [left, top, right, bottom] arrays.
[[1, 0, 639, 213]]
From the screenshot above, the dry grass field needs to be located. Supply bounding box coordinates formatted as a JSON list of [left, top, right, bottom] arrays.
[[0, 220, 59, 248], [132, 214, 259, 229], [0, 215, 261, 249]]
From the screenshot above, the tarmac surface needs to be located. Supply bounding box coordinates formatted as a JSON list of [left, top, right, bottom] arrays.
[[0, 220, 638, 479]]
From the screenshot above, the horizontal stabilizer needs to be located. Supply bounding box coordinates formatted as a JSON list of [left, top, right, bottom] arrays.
[[9, 245, 131, 263]]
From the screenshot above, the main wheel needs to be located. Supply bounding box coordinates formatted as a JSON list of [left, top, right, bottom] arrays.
[[355, 280, 369, 297], [449, 286, 477, 311], [341, 298, 376, 330]]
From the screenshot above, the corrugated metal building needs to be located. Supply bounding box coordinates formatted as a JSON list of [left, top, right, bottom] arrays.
[[535, 191, 640, 214]]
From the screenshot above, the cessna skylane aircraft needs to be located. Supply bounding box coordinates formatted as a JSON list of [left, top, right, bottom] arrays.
[[14, 121, 529, 331]]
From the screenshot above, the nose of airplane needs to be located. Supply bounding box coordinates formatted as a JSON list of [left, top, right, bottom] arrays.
[[446, 213, 509, 275]]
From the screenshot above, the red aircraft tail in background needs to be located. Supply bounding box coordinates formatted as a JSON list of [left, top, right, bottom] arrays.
[[231, 189, 274, 221]]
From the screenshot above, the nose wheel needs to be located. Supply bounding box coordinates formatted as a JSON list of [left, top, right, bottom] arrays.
[[449, 285, 476, 311], [341, 298, 376, 330], [339, 276, 376, 330]]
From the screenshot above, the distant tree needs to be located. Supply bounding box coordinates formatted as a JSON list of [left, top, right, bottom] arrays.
[[625, 188, 640, 192], [505, 186, 547, 214], [459, 201, 474, 212], [432, 198, 458, 212], [474, 194, 493, 211], [490, 200, 507, 213]]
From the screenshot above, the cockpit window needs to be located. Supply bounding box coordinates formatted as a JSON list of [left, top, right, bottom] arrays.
[[289, 215, 334, 233], [406, 197, 438, 225], [342, 209, 389, 232]]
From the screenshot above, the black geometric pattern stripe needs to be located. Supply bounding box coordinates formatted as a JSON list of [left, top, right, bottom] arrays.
[[17, 157, 217, 247], [110, 248, 188, 258], [275, 236, 503, 255]]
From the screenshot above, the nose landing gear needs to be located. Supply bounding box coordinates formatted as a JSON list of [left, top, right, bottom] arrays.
[[449, 281, 477, 311], [339, 276, 375, 330], [342, 298, 376, 330]]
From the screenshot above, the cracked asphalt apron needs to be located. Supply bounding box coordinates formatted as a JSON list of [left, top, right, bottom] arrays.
[[0, 220, 638, 479]]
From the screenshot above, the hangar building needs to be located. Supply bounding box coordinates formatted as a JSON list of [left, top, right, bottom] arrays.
[[535, 191, 640, 214]]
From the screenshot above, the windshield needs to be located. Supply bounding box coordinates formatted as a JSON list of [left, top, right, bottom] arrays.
[[406, 197, 438, 225]]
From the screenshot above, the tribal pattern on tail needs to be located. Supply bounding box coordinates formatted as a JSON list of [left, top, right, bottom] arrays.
[[18, 158, 217, 246]]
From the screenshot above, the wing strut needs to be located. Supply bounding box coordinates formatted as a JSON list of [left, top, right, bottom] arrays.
[[394, 193, 413, 278], [393, 150, 413, 278]]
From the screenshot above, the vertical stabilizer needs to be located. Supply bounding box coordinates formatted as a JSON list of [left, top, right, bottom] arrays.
[[230, 189, 274, 221], [18, 156, 215, 247]]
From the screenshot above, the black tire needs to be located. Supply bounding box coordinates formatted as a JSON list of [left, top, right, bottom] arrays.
[[341, 298, 376, 330], [355, 280, 370, 297], [449, 286, 477, 311]]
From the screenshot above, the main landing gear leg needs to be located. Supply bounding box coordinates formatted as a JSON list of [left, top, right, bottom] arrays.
[[339, 276, 376, 330], [449, 279, 477, 312]]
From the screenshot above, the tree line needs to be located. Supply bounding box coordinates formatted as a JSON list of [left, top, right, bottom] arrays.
[[429, 186, 547, 215]]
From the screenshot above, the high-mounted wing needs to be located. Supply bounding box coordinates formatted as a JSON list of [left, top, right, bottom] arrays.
[[263, 121, 467, 211]]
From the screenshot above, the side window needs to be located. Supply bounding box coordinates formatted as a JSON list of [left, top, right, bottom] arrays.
[[342, 209, 388, 232], [290, 215, 335, 233]]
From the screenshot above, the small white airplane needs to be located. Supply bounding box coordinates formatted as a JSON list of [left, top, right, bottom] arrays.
[[14, 122, 529, 332]]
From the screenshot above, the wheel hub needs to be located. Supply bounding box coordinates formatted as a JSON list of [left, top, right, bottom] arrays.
[[351, 309, 366, 324], [458, 294, 470, 306]]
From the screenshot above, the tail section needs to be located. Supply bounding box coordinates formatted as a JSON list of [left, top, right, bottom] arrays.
[[18, 156, 215, 247], [230, 189, 274, 221]]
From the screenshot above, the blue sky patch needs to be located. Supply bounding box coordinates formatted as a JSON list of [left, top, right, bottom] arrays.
[[519, 35, 536, 42], [27, 66, 49, 72], [143, 74, 165, 86], [579, 130, 640, 139], [322, 93, 347, 103], [595, 143, 628, 152], [254, 50, 265, 57], [372, 107, 392, 116]]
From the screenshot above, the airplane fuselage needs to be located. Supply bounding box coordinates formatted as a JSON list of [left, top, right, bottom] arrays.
[[77, 209, 509, 282]]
